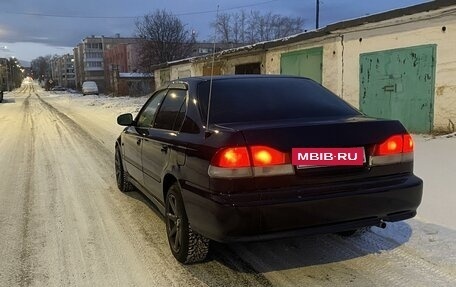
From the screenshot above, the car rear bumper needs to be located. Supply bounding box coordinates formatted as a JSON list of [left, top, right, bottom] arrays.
[[182, 174, 423, 242], [83, 91, 98, 95]]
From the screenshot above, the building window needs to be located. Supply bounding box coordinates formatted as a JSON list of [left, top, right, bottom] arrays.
[[85, 61, 103, 68], [198, 48, 213, 54], [85, 43, 103, 50], [85, 52, 103, 59]]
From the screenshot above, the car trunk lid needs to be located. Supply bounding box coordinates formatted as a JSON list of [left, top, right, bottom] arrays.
[[216, 116, 410, 187]]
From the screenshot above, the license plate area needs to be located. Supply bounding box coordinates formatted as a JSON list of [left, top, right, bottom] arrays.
[[293, 147, 366, 169]]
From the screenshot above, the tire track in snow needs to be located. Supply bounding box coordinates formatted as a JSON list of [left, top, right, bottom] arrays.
[[32, 92, 138, 286], [28, 91, 80, 286], [35, 93, 112, 164], [348, 229, 456, 285], [319, 234, 413, 287], [35, 93, 184, 285], [0, 86, 34, 286], [223, 224, 456, 286], [17, 91, 36, 287]]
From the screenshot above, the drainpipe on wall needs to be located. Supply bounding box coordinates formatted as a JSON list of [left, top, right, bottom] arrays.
[[339, 34, 345, 99]]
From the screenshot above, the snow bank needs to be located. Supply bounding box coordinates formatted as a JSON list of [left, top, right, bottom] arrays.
[[413, 134, 456, 229]]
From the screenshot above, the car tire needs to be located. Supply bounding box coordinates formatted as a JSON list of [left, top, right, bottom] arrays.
[[166, 182, 209, 264], [115, 146, 135, 192]]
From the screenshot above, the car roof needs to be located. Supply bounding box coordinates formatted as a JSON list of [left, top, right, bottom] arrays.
[[161, 75, 315, 91]]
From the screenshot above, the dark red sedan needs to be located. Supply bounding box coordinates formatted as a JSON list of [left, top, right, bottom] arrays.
[[115, 75, 422, 263]]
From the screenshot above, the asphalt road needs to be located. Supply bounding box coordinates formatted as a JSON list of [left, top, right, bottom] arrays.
[[0, 84, 455, 287]]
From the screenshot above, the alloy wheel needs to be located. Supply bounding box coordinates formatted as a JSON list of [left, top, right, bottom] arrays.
[[166, 193, 182, 253]]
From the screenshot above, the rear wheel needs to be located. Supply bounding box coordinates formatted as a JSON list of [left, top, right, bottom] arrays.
[[115, 146, 134, 192], [166, 183, 209, 264]]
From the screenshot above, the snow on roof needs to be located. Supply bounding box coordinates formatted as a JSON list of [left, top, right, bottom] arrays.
[[156, 29, 320, 68], [167, 57, 199, 65], [119, 73, 153, 78]]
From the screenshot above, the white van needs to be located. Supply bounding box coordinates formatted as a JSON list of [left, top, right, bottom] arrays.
[[82, 81, 99, 95]]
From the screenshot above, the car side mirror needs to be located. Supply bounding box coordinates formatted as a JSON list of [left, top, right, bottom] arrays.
[[117, 113, 134, 126]]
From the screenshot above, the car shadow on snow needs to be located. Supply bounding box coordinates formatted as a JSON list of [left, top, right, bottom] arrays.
[[120, 190, 417, 285], [123, 189, 413, 272], [206, 221, 413, 273], [123, 190, 165, 220], [0, 98, 16, 104]]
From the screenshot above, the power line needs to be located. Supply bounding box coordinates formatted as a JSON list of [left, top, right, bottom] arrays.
[[176, 0, 279, 16], [2, 0, 279, 19]]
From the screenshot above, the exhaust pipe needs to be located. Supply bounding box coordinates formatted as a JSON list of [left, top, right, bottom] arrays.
[[376, 220, 387, 229]]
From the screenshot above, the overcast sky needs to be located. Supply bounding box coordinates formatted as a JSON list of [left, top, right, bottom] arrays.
[[0, 0, 430, 64]]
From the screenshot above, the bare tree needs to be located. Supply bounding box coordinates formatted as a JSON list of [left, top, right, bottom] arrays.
[[135, 10, 194, 71], [212, 10, 304, 44], [231, 10, 247, 44], [214, 13, 232, 43], [31, 55, 52, 80]]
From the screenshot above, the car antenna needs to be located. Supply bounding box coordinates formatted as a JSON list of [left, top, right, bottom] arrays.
[[205, 4, 219, 136]]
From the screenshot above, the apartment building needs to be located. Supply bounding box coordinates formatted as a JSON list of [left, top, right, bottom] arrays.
[[50, 54, 76, 89], [104, 42, 154, 96], [73, 35, 138, 92]]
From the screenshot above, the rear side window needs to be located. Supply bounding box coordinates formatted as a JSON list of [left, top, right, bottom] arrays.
[[154, 89, 187, 131], [137, 90, 167, 127], [198, 77, 359, 124]]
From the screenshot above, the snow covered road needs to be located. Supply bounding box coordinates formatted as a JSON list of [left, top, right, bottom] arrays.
[[0, 83, 455, 287]]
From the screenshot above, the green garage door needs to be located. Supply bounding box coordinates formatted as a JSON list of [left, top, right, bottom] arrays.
[[281, 47, 323, 83], [360, 45, 436, 133]]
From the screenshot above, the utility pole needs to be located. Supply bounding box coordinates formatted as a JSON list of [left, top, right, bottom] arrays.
[[316, 0, 320, 29]]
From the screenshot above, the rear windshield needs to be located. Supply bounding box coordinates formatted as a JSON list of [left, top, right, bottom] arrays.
[[83, 82, 97, 87], [197, 77, 359, 124]]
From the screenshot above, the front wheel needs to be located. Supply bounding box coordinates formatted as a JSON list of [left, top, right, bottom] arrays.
[[166, 183, 209, 264]]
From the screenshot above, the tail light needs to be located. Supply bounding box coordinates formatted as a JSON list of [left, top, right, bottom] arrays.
[[371, 133, 414, 166], [251, 146, 287, 166], [403, 134, 414, 153], [211, 147, 250, 168], [209, 145, 293, 178], [374, 135, 403, 156]]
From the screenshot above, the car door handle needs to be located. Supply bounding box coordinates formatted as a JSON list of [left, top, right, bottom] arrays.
[[161, 145, 168, 153], [136, 138, 142, 145]]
